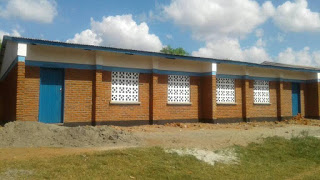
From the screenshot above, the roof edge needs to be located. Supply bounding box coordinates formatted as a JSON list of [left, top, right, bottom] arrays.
[[3, 35, 320, 73]]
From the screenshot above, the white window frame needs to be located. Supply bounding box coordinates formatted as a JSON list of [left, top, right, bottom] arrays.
[[111, 71, 139, 103], [253, 80, 270, 104], [167, 75, 190, 103], [216, 78, 235, 104]]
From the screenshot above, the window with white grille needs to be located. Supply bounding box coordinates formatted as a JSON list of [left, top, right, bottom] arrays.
[[216, 78, 235, 103], [168, 75, 190, 103], [253, 80, 270, 104], [111, 72, 139, 102]]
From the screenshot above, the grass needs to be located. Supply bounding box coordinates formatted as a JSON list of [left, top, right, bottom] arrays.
[[1, 136, 320, 179]]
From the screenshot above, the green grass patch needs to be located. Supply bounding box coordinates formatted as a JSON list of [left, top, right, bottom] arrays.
[[1, 136, 320, 179]]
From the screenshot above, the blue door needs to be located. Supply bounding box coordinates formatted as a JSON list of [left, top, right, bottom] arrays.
[[39, 68, 64, 123], [292, 83, 301, 116]]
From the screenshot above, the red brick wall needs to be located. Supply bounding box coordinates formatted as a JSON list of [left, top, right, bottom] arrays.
[[23, 66, 40, 121], [201, 76, 213, 120], [278, 82, 292, 117], [216, 79, 243, 119], [305, 82, 320, 118], [3, 64, 320, 124], [300, 83, 306, 117], [245, 80, 278, 119], [64, 69, 94, 123], [16, 62, 25, 121], [152, 74, 201, 121], [95, 71, 150, 122], [0, 64, 17, 122]]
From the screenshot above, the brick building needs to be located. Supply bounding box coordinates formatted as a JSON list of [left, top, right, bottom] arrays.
[[1, 36, 320, 126]]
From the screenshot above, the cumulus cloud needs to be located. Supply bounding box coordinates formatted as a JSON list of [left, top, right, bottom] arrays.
[[255, 29, 264, 38], [273, 0, 320, 32], [0, 29, 21, 41], [163, 0, 275, 64], [0, 0, 57, 23], [277, 47, 320, 66], [192, 38, 271, 63], [67, 15, 163, 52], [163, 0, 274, 40]]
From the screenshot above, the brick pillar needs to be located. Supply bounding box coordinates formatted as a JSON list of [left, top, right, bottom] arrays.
[[276, 81, 292, 120], [212, 75, 217, 120], [16, 61, 25, 121], [93, 70, 103, 124], [16, 43, 28, 121], [149, 73, 156, 124], [305, 82, 320, 119], [242, 79, 251, 121], [200, 75, 216, 122], [300, 82, 306, 117]]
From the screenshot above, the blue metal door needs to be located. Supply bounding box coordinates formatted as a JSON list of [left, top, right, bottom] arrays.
[[292, 83, 301, 116], [39, 68, 64, 123]]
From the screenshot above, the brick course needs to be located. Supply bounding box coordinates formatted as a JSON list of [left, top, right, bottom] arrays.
[[95, 71, 150, 123], [23, 66, 40, 121], [152, 74, 201, 121], [216, 79, 243, 120], [1, 64, 320, 124], [305, 82, 320, 118], [0, 64, 17, 122], [64, 69, 94, 123], [277, 81, 292, 119]]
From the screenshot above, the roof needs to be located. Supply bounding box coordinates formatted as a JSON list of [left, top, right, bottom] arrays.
[[261, 61, 320, 71], [1, 35, 320, 73]]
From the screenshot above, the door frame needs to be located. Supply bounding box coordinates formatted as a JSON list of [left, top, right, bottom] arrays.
[[38, 67, 65, 123]]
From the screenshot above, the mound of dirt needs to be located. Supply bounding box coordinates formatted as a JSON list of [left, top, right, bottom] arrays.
[[0, 121, 140, 147]]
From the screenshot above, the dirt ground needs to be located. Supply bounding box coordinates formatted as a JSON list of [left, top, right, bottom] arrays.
[[118, 119, 320, 150], [1, 118, 320, 160]]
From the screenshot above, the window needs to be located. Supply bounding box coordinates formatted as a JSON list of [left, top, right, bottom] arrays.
[[168, 75, 190, 103], [253, 80, 270, 104], [111, 71, 139, 102], [216, 78, 235, 103]]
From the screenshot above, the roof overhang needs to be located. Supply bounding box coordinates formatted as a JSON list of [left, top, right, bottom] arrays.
[[1, 35, 320, 73]]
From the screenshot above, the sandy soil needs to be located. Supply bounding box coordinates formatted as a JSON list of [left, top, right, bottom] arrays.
[[116, 119, 320, 150], [1, 119, 320, 160]]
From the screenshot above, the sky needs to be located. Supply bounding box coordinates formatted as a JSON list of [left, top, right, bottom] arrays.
[[1, 0, 320, 67]]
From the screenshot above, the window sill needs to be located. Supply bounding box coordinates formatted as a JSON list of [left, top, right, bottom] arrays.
[[254, 103, 271, 105], [217, 103, 237, 105], [110, 101, 141, 105], [167, 102, 192, 106]]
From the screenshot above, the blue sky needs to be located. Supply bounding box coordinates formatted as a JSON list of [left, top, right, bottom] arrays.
[[1, 0, 320, 66]]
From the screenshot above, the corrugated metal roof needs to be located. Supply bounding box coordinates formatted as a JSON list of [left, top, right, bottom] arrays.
[[1, 35, 320, 73], [261, 61, 320, 71]]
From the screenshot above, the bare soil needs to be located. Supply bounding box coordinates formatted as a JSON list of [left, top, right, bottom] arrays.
[[0, 121, 140, 148], [116, 119, 320, 150], [0, 119, 320, 159]]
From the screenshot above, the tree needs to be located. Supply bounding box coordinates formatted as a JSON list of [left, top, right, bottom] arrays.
[[0, 40, 1, 50], [160, 45, 189, 56]]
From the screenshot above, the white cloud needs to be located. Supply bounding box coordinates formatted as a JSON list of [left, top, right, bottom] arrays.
[[163, 0, 274, 40], [192, 38, 271, 63], [255, 29, 264, 38], [277, 33, 285, 43], [277, 47, 320, 66], [0, 0, 57, 23], [67, 29, 102, 46], [273, 0, 320, 32], [0, 29, 21, 41], [255, 38, 266, 47], [166, 34, 173, 39], [67, 15, 163, 52]]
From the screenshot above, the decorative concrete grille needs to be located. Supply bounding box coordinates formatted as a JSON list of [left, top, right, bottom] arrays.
[[216, 78, 235, 103], [253, 80, 270, 104], [168, 75, 190, 103], [111, 72, 139, 102]]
